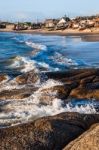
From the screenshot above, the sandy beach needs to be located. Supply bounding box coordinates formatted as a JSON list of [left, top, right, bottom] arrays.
[[1, 26, 99, 43], [1, 25, 99, 36]]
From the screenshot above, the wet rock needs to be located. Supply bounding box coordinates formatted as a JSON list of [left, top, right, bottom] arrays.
[[0, 69, 99, 101], [45, 69, 99, 99], [69, 69, 98, 81], [39, 83, 78, 105], [0, 87, 37, 100], [45, 69, 98, 81], [0, 112, 99, 150], [80, 75, 95, 85], [38, 85, 70, 105], [15, 70, 39, 85], [70, 84, 99, 99], [63, 123, 99, 150], [93, 76, 99, 82], [0, 74, 8, 83], [1, 68, 98, 101]]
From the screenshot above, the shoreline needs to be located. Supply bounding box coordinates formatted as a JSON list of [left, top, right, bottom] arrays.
[[1, 28, 99, 42], [1, 28, 99, 36]]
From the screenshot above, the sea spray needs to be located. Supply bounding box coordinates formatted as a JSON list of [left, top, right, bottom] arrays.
[[0, 78, 98, 128], [9, 56, 39, 73]]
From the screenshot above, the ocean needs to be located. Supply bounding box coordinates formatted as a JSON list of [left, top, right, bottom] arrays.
[[0, 32, 99, 74], [0, 32, 99, 127]]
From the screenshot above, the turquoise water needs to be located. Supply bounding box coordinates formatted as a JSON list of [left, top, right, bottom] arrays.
[[0, 32, 99, 75]]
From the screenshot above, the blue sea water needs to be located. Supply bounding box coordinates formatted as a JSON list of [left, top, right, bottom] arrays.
[[0, 32, 99, 75], [0, 32, 99, 126]]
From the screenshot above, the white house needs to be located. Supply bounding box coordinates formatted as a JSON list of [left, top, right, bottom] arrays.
[[57, 18, 67, 25], [56, 17, 70, 30]]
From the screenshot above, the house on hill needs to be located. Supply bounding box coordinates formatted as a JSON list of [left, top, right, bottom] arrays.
[[86, 20, 95, 28], [31, 22, 42, 29], [44, 19, 59, 29], [56, 16, 70, 30], [0, 22, 6, 29], [94, 18, 99, 27], [13, 23, 28, 31]]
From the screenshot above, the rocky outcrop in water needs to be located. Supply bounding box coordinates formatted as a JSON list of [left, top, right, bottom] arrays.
[[0, 87, 37, 99], [15, 70, 39, 85], [0, 112, 99, 150], [0, 69, 99, 103], [0, 68, 99, 149], [0, 74, 8, 83], [45, 68, 99, 99], [0, 68, 99, 101], [63, 123, 99, 150]]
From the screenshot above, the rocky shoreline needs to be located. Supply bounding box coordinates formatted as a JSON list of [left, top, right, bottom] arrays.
[[0, 68, 99, 149], [0, 112, 99, 150]]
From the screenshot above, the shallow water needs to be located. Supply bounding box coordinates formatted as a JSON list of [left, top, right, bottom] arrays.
[[0, 32, 99, 127], [0, 32, 99, 74]]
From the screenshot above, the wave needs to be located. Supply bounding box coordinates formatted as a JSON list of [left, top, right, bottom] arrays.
[[37, 62, 60, 72], [0, 98, 97, 128], [0, 78, 98, 128], [8, 56, 38, 73], [25, 41, 47, 50], [50, 52, 78, 67]]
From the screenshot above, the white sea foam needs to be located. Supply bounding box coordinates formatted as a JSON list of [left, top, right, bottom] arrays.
[[38, 62, 51, 69], [25, 41, 47, 50], [51, 52, 78, 66], [0, 79, 26, 92], [0, 77, 98, 128], [0, 98, 97, 128], [9, 56, 38, 73], [39, 79, 63, 89], [37, 62, 60, 72]]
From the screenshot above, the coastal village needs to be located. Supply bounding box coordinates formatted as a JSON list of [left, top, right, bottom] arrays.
[[0, 15, 99, 33]]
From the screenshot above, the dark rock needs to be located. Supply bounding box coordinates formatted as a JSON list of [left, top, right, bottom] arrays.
[[0, 112, 99, 150], [0, 87, 37, 100], [0, 74, 8, 83], [15, 70, 39, 85]]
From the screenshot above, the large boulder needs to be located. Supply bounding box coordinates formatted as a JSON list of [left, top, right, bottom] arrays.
[[63, 123, 99, 150], [38, 83, 78, 105], [0, 112, 99, 150], [46, 69, 99, 99], [0, 74, 9, 83], [0, 87, 37, 100], [15, 70, 39, 85]]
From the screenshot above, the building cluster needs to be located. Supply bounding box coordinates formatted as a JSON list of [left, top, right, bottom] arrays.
[[0, 15, 99, 31]]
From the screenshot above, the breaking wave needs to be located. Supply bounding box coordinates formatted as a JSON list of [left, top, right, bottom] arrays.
[[25, 41, 47, 50], [0, 32, 99, 129], [0, 78, 98, 128], [0, 98, 97, 128], [50, 52, 78, 67], [8, 56, 38, 73]]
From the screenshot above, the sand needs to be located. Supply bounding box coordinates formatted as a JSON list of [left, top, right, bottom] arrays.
[[1, 25, 99, 41]]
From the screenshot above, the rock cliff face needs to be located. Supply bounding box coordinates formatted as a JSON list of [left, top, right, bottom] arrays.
[[63, 123, 99, 150], [0, 112, 99, 150]]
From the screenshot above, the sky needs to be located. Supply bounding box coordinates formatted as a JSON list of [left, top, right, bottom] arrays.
[[0, 0, 99, 22]]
